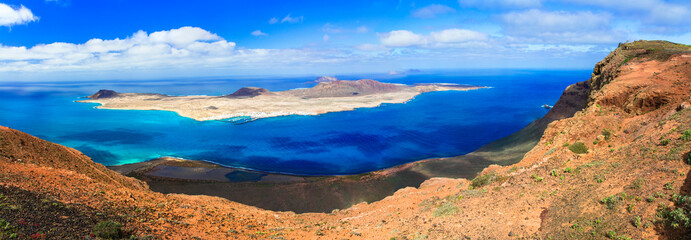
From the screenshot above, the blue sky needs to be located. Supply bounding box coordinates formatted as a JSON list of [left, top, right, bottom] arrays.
[[0, 0, 690, 81]]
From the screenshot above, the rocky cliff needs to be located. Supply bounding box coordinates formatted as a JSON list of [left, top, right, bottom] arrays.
[[1, 40, 689, 239]]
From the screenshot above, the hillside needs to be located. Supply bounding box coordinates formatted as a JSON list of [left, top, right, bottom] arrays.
[[110, 77, 587, 213], [0, 40, 690, 239], [285, 79, 404, 98]]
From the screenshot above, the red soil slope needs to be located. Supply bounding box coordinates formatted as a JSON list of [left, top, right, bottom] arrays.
[[1, 40, 689, 239]]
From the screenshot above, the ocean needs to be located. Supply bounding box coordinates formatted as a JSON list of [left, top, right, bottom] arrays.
[[0, 70, 589, 175]]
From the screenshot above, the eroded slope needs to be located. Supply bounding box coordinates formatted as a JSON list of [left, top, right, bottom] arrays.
[[0, 40, 689, 239]]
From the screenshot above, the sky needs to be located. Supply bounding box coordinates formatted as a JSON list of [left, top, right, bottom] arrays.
[[0, 0, 690, 81]]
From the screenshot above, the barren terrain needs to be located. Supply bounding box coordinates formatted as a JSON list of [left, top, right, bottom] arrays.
[[0, 40, 690, 239], [79, 79, 485, 121]]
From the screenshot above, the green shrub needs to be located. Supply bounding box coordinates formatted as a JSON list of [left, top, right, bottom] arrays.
[[602, 129, 612, 141], [665, 182, 674, 190], [0, 219, 17, 238], [658, 194, 691, 229], [601, 195, 622, 210], [630, 178, 646, 189], [433, 202, 459, 217], [659, 139, 670, 146], [607, 230, 616, 238], [470, 173, 508, 189], [531, 174, 543, 182], [568, 142, 589, 154], [564, 167, 573, 173], [660, 208, 691, 229], [686, 152, 691, 165], [93, 221, 123, 239], [471, 173, 493, 189], [673, 194, 691, 206], [633, 216, 642, 228], [682, 129, 691, 141]]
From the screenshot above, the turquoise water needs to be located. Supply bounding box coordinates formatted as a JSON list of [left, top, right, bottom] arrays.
[[0, 70, 588, 175]]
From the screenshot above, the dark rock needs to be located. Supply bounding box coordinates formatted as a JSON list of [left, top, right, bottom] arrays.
[[224, 87, 272, 98], [88, 90, 120, 99]]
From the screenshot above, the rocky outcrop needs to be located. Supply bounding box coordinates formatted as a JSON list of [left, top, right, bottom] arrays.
[[88, 89, 120, 99], [224, 87, 272, 98], [588, 40, 690, 102], [588, 40, 691, 114]]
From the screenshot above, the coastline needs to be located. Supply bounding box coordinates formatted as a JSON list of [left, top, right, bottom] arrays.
[[108, 80, 588, 213], [3, 41, 689, 239], [78, 80, 487, 121]]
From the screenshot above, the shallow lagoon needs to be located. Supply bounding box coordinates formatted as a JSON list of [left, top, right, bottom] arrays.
[[0, 70, 588, 175]]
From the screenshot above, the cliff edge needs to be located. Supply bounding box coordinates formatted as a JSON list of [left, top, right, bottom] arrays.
[[1, 40, 690, 239]]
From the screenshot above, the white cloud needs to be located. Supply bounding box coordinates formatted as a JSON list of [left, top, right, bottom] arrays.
[[147, 26, 221, 47], [564, 0, 691, 33], [0, 26, 357, 75], [323, 34, 330, 42], [281, 14, 303, 24], [501, 9, 623, 44], [251, 30, 268, 37], [411, 4, 456, 18], [0, 4, 38, 27], [0, 27, 234, 66], [379, 30, 427, 47], [430, 29, 488, 43], [459, 0, 541, 9], [378, 28, 488, 47], [268, 17, 278, 24]]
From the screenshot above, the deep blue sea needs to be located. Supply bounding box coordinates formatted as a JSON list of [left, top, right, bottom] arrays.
[[0, 70, 588, 175]]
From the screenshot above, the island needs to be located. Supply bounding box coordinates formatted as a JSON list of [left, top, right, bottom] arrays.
[[78, 79, 486, 121]]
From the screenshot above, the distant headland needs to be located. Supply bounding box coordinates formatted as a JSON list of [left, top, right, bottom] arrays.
[[78, 79, 486, 121]]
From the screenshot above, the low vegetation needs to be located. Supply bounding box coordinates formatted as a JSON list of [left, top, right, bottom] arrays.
[[682, 129, 691, 141], [620, 40, 691, 61], [432, 202, 459, 217], [568, 142, 589, 154], [93, 220, 124, 239], [470, 172, 507, 189], [602, 129, 612, 141], [601, 195, 623, 210], [657, 194, 691, 229]]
